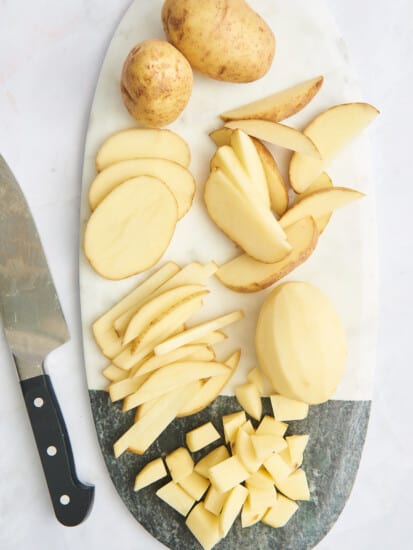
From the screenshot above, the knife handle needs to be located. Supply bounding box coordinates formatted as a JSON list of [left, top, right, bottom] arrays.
[[20, 374, 94, 526]]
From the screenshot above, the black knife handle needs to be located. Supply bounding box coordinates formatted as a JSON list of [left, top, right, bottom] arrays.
[[20, 374, 94, 526]]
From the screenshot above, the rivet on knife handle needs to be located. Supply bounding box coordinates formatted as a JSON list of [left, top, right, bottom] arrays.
[[20, 373, 94, 526]]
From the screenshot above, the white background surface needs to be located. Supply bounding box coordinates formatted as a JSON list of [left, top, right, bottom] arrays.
[[0, 1, 412, 549]]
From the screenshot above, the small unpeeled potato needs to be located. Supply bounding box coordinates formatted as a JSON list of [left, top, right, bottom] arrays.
[[162, 0, 275, 83], [84, 176, 177, 280], [121, 39, 193, 128]]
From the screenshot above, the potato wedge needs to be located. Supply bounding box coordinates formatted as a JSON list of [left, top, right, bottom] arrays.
[[177, 350, 240, 417], [92, 262, 179, 358], [154, 310, 244, 356], [289, 102, 379, 192], [204, 169, 291, 263], [230, 130, 270, 208], [123, 285, 207, 345], [102, 364, 128, 382], [114, 380, 200, 457], [114, 261, 217, 336], [296, 172, 333, 233], [123, 361, 230, 410], [209, 129, 288, 217], [253, 139, 289, 217], [235, 383, 262, 421], [108, 372, 150, 402], [216, 217, 318, 292], [134, 458, 167, 491], [96, 128, 191, 171], [225, 120, 321, 158], [84, 177, 177, 280], [190, 330, 227, 347], [279, 187, 364, 229], [88, 158, 195, 217], [220, 76, 324, 122]]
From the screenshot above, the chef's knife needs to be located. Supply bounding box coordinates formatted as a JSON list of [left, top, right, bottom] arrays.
[[0, 155, 94, 526]]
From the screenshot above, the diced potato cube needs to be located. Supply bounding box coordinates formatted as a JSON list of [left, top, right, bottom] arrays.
[[186, 422, 221, 452], [262, 494, 299, 528], [134, 457, 167, 491], [285, 434, 309, 468], [234, 428, 262, 473], [165, 447, 194, 482], [222, 411, 246, 444], [156, 481, 195, 516], [248, 484, 277, 509], [186, 502, 222, 550], [270, 395, 309, 421], [194, 445, 230, 479], [247, 367, 265, 394], [250, 434, 287, 460], [204, 486, 228, 516], [209, 456, 249, 493], [241, 498, 266, 527], [179, 471, 210, 501], [219, 484, 248, 537], [273, 468, 310, 501], [256, 415, 288, 437], [245, 468, 274, 491], [240, 420, 255, 435], [263, 453, 293, 484], [235, 383, 262, 420]]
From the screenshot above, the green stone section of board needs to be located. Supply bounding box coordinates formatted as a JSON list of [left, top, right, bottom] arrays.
[[89, 392, 370, 550]]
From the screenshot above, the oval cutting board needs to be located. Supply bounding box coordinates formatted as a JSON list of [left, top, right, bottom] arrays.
[[79, 1, 378, 548]]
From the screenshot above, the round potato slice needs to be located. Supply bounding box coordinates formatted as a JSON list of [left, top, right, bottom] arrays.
[[84, 176, 177, 280], [95, 128, 191, 171], [88, 158, 195, 218]]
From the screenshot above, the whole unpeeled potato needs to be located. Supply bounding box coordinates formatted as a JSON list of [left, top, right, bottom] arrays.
[[161, 0, 275, 83], [121, 39, 193, 127]]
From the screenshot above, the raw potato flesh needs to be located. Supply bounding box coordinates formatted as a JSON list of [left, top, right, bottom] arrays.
[[256, 282, 348, 404], [216, 217, 318, 292], [247, 368, 265, 394], [133, 293, 207, 352], [220, 76, 324, 122], [234, 428, 262, 474], [296, 172, 333, 233], [186, 422, 221, 452], [114, 261, 217, 336], [154, 310, 244, 356], [219, 485, 248, 537], [204, 169, 291, 263], [230, 130, 270, 208], [222, 411, 247, 445], [136, 344, 211, 376], [95, 128, 191, 171], [178, 350, 240, 417], [285, 435, 309, 469], [262, 494, 298, 528], [235, 383, 262, 421], [274, 468, 310, 501], [88, 158, 195, 217], [114, 380, 200, 456], [209, 456, 250, 493], [204, 486, 227, 516], [289, 102, 379, 192], [123, 284, 207, 345], [225, 120, 321, 159], [179, 471, 210, 501], [256, 416, 288, 437], [270, 395, 309, 421], [134, 458, 167, 491], [194, 446, 230, 480], [279, 187, 364, 229], [92, 262, 179, 358], [123, 361, 229, 410], [156, 481, 195, 516], [186, 502, 221, 550], [166, 447, 194, 482], [102, 364, 128, 382], [209, 129, 288, 217], [84, 177, 177, 280]]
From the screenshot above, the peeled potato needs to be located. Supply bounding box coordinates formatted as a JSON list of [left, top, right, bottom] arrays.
[[162, 0, 275, 83], [121, 39, 193, 127], [256, 281, 347, 404], [84, 176, 177, 280]]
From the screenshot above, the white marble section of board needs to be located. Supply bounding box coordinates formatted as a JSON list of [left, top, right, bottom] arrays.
[[79, 0, 378, 400]]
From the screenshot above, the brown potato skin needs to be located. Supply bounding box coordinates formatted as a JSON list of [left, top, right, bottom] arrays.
[[121, 39, 193, 127], [162, 0, 275, 83]]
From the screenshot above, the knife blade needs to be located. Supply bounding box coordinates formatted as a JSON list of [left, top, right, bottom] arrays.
[[0, 155, 94, 526]]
